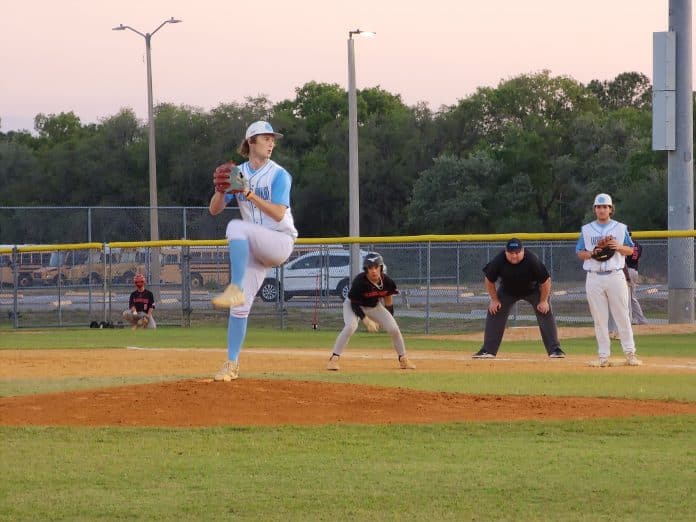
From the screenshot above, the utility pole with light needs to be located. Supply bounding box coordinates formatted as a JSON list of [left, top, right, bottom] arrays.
[[347, 29, 375, 281], [113, 17, 182, 298]]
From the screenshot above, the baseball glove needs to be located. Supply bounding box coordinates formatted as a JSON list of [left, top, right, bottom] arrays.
[[213, 161, 250, 194], [591, 236, 616, 262], [362, 316, 380, 333]]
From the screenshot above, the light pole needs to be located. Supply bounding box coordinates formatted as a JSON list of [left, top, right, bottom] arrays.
[[347, 29, 375, 280], [113, 17, 182, 297]]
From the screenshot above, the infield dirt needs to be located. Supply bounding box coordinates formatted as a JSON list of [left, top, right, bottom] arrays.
[[1, 330, 695, 427]]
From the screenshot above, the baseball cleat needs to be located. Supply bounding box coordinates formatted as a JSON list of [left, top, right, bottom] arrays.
[[625, 353, 642, 366], [588, 357, 610, 368], [212, 284, 245, 309], [549, 348, 566, 358], [327, 354, 340, 371], [399, 355, 416, 370], [472, 349, 496, 359], [214, 360, 239, 381]]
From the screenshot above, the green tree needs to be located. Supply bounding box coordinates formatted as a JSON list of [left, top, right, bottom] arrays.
[[405, 153, 502, 233], [587, 72, 652, 111], [34, 111, 86, 144]]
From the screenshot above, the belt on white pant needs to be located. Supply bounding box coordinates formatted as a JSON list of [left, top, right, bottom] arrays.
[[589, 269, 621, 276]]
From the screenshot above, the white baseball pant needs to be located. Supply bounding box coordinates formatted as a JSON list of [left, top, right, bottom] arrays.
[[331, 300, 406, 356], [585, 270, 635, 357], [225, 220, 295, 318]]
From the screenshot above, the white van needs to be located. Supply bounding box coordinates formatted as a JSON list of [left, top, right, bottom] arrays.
[[258, 249, 385, 302]]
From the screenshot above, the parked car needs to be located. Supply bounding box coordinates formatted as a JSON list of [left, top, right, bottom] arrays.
[[258, 249, 385, 302]]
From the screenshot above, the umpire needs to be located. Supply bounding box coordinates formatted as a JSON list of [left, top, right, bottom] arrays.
[[472, 238, 565, 359]]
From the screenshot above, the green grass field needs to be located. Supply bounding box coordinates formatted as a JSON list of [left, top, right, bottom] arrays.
[[1, 327, 694, 521]]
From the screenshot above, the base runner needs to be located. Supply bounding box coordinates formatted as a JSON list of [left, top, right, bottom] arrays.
[[326, 253, 416, 371]]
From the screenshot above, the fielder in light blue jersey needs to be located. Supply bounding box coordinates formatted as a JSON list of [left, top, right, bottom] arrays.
[[209, 121, 298, 381], [576, 193, 641, 368]]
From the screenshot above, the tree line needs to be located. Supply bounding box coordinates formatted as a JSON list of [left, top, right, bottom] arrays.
[[0, 70, 677, 240]]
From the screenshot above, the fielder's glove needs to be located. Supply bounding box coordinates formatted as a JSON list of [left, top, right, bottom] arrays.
[[213, 161, 250, 195], [591, 236, 616, 262], [362, 316, 380, 333]]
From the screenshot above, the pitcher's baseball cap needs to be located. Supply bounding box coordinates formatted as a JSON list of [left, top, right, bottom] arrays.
[[245, 121, 283, 140], [593, 193, 613, 207], [506, 238, 523, 252]]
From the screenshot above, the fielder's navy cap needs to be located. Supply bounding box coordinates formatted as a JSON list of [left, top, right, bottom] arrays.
[[506, 238, 523, 252]]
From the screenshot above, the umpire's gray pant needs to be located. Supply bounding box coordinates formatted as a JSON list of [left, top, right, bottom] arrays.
[[481, 288, 560, 355]]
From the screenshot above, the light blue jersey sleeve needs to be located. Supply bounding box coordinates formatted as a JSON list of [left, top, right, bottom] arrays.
[[270, 169, 292, 206], [623, 230, 635, 248], [575, 232, 586, 253]]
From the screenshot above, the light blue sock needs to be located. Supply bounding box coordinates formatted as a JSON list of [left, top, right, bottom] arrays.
[[227, 316, 248, 362], [229, 239, 249, 287]]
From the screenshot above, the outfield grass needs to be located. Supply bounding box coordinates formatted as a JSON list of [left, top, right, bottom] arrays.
[[1, 327, 694, 520], [1, 418, 694, 521]]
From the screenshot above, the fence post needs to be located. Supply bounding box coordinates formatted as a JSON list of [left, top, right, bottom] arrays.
[[57, 254, 63, 327], [182, 208, 188, 240], [11, 247, 19, 329], [279, 264, 286, 330], [103, 243, 110, 323], [425, 242, 431, 334], [456, 244, 461, 305], [182, 245, 191, 327]]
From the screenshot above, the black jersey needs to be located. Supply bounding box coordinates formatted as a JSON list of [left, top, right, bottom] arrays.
[[129, 289, 155, 313], [348, 272, 398, 318], [625, 242, 642, 270], [483, 249, 550, 298]]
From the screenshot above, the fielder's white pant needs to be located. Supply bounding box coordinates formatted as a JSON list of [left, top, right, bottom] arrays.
[[225, 220, 295, 318], [332, 300, 406, 356], [585, 270, 635, 358], [122, 310, 157, 329]]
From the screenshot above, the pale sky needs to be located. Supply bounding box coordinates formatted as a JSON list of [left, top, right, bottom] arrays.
[[0, 0, 683, 132]]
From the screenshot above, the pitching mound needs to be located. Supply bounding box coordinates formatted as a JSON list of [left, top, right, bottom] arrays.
[[2, 378, 696, 427]]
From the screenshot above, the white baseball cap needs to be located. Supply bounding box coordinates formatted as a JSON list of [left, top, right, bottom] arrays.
[[593, 193, 613, 206], [245, 121, 283, 140]]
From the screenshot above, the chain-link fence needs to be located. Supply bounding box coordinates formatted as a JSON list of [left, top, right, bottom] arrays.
[[0, 239, 681, 333], [0, 206, 240, 243]]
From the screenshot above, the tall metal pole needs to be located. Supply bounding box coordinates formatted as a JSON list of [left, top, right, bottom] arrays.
[[347, 34, 360, 280], [145, 32, 161, 298], [668, 0, 695, 323], [113, 18, 181, 300]]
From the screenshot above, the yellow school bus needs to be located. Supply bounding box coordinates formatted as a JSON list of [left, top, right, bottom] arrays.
[[0, 246, 51, 288], [160, 246, 229, 288], [32, 248, 147, 286]]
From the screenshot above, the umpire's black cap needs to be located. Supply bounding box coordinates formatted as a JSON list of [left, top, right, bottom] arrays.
[[505, 238, 523, 252]]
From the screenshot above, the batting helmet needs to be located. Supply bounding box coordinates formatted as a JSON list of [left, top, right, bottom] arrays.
[[133, 273, 146, 286], [363, 253, 384, 271]]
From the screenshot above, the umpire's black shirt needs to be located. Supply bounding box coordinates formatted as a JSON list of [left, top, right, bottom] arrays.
[[483, 250, 550, 298]]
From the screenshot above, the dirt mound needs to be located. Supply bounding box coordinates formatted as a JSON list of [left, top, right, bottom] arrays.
[[2, 378, 695, 427]]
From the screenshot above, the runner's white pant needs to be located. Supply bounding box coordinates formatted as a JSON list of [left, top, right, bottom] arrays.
[[331, 300, 406, 356], [586, 270, 635, 357]]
